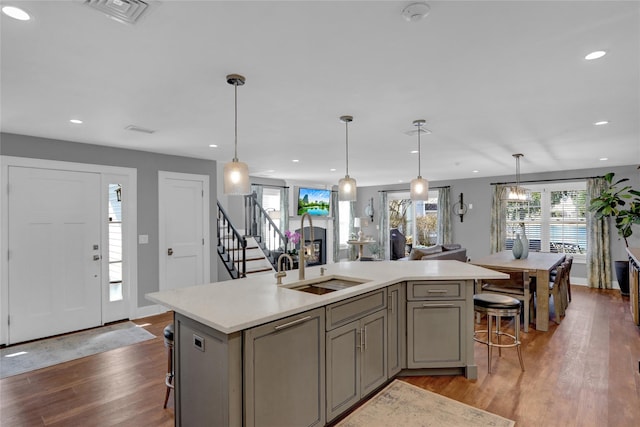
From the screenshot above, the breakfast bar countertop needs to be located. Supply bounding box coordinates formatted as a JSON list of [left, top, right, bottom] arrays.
[[146, 260, 506, 334]]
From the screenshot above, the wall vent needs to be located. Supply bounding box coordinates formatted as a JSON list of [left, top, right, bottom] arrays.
[[84, 0, 149, 25], [125, 125, 155, 134]]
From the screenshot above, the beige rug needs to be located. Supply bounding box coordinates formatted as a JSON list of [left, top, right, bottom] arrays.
[[336, 380, 515, 427]]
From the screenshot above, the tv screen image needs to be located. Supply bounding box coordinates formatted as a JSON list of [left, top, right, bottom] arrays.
[[297, 188, 331, 216]]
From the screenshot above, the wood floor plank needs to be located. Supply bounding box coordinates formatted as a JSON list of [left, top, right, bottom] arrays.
[[1, 287, 639, 426]]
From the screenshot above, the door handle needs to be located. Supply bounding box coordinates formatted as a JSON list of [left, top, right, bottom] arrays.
[[167, 248, 173, 256], [93, 255, 100, 261]]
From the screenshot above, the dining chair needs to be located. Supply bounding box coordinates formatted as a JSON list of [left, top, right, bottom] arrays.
[[533, 264, 566, 324], [476, 269, 533, 332]]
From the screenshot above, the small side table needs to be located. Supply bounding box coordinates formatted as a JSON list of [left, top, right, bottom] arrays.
[[347, 240, 376, 260]]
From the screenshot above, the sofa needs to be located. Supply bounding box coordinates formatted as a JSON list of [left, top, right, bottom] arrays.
[[406, 244, 468, 262]]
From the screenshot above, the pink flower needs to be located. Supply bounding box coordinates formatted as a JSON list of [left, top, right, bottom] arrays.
[[285, 230, 301, 245]]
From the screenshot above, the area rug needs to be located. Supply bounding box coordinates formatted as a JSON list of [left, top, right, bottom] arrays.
[[336, 379, 515, 427], [0, 321, 155, 378]]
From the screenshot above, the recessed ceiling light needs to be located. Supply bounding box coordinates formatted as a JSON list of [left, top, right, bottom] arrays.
[[594, 120, 609, 126], [209, 144, 218, 148], [599, 157, 608, 161], [330, 168, 336, 172], [292, 159, 299, 163], [2, 6, 30, 21], [472, 170, 479, 174], [585, 50, 607, 60], [410, 150, 418, 154], [69, 119, 83, 124]]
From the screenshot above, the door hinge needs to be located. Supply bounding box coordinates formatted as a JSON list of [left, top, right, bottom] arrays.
[[202, 238, 205, 245], [7, 316, 10, 326], [202, 190, 204, 197]]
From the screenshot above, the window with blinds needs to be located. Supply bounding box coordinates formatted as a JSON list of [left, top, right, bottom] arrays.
[[505, 182, 587, 260]]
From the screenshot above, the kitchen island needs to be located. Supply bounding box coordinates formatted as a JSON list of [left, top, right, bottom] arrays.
[[147, 260, 506, 427]]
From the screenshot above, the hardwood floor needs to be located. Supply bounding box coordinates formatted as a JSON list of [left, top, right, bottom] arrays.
[[1, 286, 638, 426]]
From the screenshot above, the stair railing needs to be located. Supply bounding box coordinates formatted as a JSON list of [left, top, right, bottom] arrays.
[[217, 201, 247, 279]]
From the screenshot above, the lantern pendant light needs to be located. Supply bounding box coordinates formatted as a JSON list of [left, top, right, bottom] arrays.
[[504, 153, 531, 201], [223, 74, 250, 195], [338, 115, 357, 201], [410, 119, 429, 201]]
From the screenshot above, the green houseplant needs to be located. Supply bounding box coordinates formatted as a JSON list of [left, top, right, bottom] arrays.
[[588, 172, 640, 294]]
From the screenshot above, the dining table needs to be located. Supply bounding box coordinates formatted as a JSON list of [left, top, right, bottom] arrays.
[[472, 251, 566, 331]]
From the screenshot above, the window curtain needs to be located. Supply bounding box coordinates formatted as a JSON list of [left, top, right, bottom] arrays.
[[437, 187, 452, 244], [348, 201, 357, 260], [250, 184, 264, 237], [331, 190, 340, 262], [280, 186, 289, 236], [379, 191, 389, 260], [490, 184, 507, 253], [586, 177, 612, 289]]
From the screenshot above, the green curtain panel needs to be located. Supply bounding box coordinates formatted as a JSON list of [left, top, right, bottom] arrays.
[[331, 190, 340, 263], [586, 177, 612, 289], [490, 185, 507, 254], [379, 192, 388, 260], [437, 187, 452, 245]]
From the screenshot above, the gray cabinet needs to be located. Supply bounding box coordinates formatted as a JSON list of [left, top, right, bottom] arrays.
[[174, 313, 242, 427], [244, 307, 325, 427], [406, 281, 467, 369], [387, 282, 405, 377], [326, 290, 387, 422]]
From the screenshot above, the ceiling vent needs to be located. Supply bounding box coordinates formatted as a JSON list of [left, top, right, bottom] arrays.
[[404, 127, 432, 137], [84, 0, 149, 24], [125, 124, 155, 134]]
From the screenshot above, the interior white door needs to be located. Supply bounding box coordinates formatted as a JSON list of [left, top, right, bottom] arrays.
[[159, 173, 207, 291], [8, 166, 102, 344]]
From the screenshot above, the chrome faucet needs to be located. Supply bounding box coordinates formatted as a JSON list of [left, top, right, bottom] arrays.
[[299, 213, 315, 280], [275, 253, 294, 285]]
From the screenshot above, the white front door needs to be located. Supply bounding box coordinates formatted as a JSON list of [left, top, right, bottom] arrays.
[[8, 166, 102, 343], [159, 172, 209, 291]]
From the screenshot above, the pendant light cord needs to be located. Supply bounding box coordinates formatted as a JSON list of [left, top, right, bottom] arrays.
[[417, 122, 422, 177], [233, 82, 238, 162], [345, 120, 349, 176]]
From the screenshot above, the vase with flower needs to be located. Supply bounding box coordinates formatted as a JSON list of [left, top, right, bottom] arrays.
[[284, 230, 301, 257]]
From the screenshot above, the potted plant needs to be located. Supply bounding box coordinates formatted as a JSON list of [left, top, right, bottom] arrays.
[[588, 172, 640, 295]]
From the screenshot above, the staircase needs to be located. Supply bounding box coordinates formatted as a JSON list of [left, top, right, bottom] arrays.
[[241, 237, 276, 275], [218, 198, 285, 279]]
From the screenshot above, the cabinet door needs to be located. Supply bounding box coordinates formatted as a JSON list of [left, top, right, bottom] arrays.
[[407, 300, 466, 368], [387, 283, 405, 377], [244, 308, 325, 427], [360, 310, 388, 398], [326, 321, 360, 422]]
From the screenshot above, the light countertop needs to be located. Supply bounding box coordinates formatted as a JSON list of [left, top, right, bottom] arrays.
[[146, 260, 506, 334]]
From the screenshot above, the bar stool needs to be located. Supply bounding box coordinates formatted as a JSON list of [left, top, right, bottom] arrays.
[[473, 293, 525, 374], [163, 323, 174, 409]]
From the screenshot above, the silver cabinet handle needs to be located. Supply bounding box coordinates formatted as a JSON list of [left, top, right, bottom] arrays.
[[362, 326, 367, 352], [388, 292, 396, 314], [422, 303, 455, 308], [356, 329, 362, 352], [273, 315, 311, 331], [427, 289, 448, 294]]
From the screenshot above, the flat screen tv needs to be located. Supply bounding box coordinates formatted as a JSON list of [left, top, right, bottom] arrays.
[[297, 187, 331, 216]]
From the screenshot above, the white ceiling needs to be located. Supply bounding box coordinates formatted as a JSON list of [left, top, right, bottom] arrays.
[[1, 1, 639, 187]]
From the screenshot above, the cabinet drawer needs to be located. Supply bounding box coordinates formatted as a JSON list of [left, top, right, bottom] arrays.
[[326, 289, 387, 330], [407, 281, 463, 300]]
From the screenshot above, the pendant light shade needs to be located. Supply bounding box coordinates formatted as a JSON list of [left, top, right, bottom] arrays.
[[410, 119, 429, 201], [223, 74, 250, 195], [338, 115, 357, 201], [503, 153, 531, 201]]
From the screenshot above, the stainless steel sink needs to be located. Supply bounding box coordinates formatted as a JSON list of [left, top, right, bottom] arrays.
[[286, 277, 368, 295]]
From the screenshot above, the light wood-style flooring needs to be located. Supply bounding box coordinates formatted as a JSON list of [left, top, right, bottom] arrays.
[[1, 286, 639, 426]]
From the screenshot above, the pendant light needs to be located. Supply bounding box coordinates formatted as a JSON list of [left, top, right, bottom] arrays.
[[223, 74, 250, 195], [410, 119, 429, 201], [338, 115, 357, 201], [504, 153, 531, 201]]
